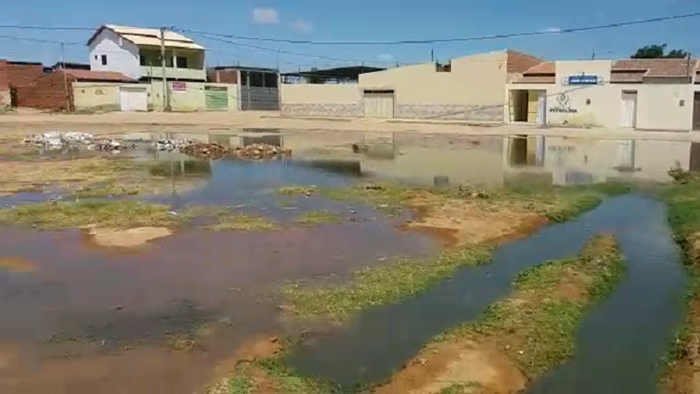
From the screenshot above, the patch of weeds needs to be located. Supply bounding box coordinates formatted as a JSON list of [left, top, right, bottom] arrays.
[[227, 373, 255, 394], [0, 200, 177, 229], [71, 182, 141, 198], [319, 183, 419, 217], [438, 235, 624, 379], [656, 180, 700, 387], [281, 245, 492, 322], [277, 186, 316, 196], [294, 210, 344, 225], [438, 382, 483, 394], [203, 213, 277, 232], [166, 333, 202, 352]]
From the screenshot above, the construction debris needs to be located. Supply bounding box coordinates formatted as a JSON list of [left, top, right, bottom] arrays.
[[155, 139, 197, 151], [23, 132, 94, 147], [177, 141, 292, 160]]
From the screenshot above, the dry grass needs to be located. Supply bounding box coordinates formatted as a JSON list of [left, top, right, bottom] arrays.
[[202, 213, 277, 232]]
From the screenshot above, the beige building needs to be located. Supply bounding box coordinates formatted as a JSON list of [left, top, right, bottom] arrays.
[[507, 58, 700, 131], [281, 50, 542, 121]]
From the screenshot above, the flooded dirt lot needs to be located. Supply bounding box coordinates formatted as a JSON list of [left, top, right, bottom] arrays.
[[0, 130, 698, 393]]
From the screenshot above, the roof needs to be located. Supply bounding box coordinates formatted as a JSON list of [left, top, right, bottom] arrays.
[[281, 66, 385, 79], [87, 25, 204, 50], [63, 69, 135, 82], [51, 62, 90, 70], [612, 58, 697, 79], [522, 62, 555, 75], [506, 50, 543, 74], [210, 65, 279, 73]]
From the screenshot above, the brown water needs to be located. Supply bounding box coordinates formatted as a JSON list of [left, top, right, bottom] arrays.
[[0, 131, 698, 393]]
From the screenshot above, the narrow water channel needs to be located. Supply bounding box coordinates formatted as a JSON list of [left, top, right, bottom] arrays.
[[285, 194, 687, 392]]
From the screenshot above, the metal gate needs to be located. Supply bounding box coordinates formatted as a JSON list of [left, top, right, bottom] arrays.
[[204, 86, 228, 111], [363, 90, 394, 118]]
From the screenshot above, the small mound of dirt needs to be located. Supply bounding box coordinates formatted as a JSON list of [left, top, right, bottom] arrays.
[[88, 227, 173, 248], [374, 340, 526, 394], [406, 199, 544, 247]]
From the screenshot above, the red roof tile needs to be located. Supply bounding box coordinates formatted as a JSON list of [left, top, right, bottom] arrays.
[[612, 59, 697, 78], [62, 70, 135, 82], [522, 62, 555, 75]]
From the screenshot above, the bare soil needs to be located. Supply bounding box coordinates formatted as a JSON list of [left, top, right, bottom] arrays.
[[206, 336, 283, 394], [374, 340, 526, 394], [401, 192, 545, 247], [87, 227, 174, 248]]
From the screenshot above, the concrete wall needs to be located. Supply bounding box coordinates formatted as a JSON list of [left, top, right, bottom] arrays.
[[0, 60, 8, 110], [281, 84, 362, 117], [508, 60, 694, 130], [359, 51, 509, 121], [84, 81, 238, 112], [89, 29, 141, 80], [73, 82, 132, 112]]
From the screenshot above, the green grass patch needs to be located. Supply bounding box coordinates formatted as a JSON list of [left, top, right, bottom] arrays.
[[202, 213, 277, 231], [316, 181, 628, 221], [281, 246, 492, 322], [437, 235, 624, 379], [294, 210, 344, 225], [71, 182, 142, 198], [277, 186, 316, 196], [0, 200, 177, 229], [437, 383, 483, 394]]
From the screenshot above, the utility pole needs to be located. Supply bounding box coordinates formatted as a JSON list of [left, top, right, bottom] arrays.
[[431, 49, 434, 63], [160, 27, 170, 111], [61, 42, 70, 111], [686, 51, 693, 84], [591, 49, 596, 60]]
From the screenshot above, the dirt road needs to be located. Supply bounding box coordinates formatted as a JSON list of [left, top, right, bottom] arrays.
[[0, 110, 699, 142]]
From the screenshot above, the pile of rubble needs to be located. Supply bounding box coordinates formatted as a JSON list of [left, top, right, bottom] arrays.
[[91, 139, 137, 152], [23, 131, 94, 147], [232, 143, 291, 160], [175, 141, 292, 160], [181, 142, 232, 159], [155, 139, 198, 152]]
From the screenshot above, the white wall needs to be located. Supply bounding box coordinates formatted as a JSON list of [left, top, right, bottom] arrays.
[[89, 29, 141, 80]]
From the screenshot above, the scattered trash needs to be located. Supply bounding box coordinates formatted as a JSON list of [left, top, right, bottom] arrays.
[[92, 139, 136, 152], [155, 139, 197, 152], [23, 131, 94, 147], [177, 141, 292, 160], [233, 143, 292, 160], [181, 142, 232, 159]]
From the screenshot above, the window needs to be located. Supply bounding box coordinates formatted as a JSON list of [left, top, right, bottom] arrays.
[[264, 73, 278, 88], [101, 55, 107, 66], [176, 57, 188, 69]]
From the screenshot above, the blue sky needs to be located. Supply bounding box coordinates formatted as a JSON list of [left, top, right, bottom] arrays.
[[1, 0, 698, 71]]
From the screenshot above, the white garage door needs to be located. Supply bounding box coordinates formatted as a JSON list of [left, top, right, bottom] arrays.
[[363, 90, 394, 118], [119, 87, 148, 112]]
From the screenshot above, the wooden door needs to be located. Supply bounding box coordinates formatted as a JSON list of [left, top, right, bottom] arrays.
[[620, 91, 637, 128]]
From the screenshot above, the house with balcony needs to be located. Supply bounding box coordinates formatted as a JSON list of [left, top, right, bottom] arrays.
[[87, 25, 205, 82]]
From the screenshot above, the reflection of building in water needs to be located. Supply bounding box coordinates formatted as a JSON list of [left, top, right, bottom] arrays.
[[360, 138, 506, 187], [503, 135, 691, 185]]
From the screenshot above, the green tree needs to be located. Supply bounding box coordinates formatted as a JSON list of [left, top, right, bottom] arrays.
[[631, 44, 688, 59]]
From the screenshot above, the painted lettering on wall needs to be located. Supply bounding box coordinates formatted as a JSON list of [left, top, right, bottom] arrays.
[[549, 93, 578, 114]]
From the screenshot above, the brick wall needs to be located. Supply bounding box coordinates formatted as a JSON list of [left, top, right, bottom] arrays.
[[208, 69, 238, 84], [18, 71, 74, 111], [7, 62, 44, 88]]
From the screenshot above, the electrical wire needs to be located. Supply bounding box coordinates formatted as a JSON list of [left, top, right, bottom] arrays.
[[173, 11, 700, 45]]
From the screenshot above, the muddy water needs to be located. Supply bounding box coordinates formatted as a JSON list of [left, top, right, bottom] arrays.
[[286, 194, 686, 392]]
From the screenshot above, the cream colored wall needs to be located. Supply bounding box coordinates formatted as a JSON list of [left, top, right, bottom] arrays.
[[359, 51, 507, 106], [73, 82, 142, 112], [507, 60, 694, 130], [150, 81, 238, 111], [0, 89, 10, 109], [280, 84, 361, 104]]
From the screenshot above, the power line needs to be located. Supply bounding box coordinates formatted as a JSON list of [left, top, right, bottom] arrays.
[[0, 24, 94, 31], [187, 32, 396, 65], [174, 11, 700, 45], [0, 34, 83, 45]]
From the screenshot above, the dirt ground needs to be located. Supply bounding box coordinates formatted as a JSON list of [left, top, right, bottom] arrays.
[[0, 110, 697, 142], [87, 227, 174, 248], [405, 196, 546, 247]]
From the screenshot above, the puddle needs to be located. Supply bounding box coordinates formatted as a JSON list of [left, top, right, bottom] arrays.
[[0, 131, 697, 393], [285, 194, 686, 392]]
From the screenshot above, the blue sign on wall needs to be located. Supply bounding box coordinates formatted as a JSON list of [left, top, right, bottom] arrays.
[[568, 75, 598, 85]]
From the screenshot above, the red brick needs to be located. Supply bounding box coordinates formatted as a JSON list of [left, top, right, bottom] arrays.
[[17, 71, 74, 111]]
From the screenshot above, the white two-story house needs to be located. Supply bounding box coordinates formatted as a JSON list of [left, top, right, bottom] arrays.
[[87, 24, 206, 82]]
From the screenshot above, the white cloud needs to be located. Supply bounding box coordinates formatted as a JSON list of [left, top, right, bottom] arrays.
[[253, 8, 279, 24], [542, 27, 561, 33], [290, 19, 313, 33], [377, 53, 394, 61]]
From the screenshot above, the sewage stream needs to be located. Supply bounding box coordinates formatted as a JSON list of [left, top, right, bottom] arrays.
[[286, 194, 687, 393]]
